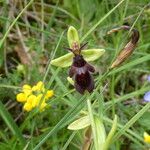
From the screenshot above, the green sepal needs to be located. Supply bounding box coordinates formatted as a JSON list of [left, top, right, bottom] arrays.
[[67, 26, 80, 48]]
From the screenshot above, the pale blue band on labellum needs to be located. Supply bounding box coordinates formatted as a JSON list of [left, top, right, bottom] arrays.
[[144, 91, 150, 102], [147, 75, 150, 82]]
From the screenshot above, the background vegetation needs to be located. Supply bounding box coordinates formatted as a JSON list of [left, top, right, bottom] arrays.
[[0, 0, 150, 149]]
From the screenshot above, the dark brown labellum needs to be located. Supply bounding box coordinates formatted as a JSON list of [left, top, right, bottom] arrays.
[[67, 43, 95, 94]]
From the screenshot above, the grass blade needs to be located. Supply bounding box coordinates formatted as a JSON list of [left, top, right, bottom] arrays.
[[0, 101, 26, 147], [80, 0, 125, 42], [33, 96, 86, 150], [113, 102, 150, 141], [0, 0, 34, 48]]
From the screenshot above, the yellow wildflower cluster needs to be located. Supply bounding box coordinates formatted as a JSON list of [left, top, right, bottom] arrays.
[[16, 81, 54, 112], [144, 132, 150, 144]]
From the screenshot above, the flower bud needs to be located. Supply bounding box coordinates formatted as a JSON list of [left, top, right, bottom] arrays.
[[108, 26, 139, 69]]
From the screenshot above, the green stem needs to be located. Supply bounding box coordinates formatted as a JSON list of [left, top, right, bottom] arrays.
[[87, 99, 98, 150], [0, 84, 20, 89]]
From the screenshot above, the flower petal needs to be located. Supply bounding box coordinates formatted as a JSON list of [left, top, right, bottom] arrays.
[[40, 102, 47, 111], [144, 132, 150, 143], [45, 90, 54, 99], [16, 93, 27, 102], [23, 84, 31, 90], [22, 84, 32, 95], [23, 102, 33, 112], [36, 94, 44, 104], [27, 95, 37, 105], [50, 49, 105, 68], [36, 81, 45, 91], [144, 91, 150, 102]]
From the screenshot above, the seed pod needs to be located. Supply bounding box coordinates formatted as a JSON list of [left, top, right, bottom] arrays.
[[108, 26, 139, 69]]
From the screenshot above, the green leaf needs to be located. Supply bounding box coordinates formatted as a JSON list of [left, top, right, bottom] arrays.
[[103, 115, 118, 150], [94, 116, 106, 150], [68, 115, 90, 130], [87, 99, 98, 150], [67, 26, 80, 48], [50, 49, 105, 68], [94, 116, 106, 149]]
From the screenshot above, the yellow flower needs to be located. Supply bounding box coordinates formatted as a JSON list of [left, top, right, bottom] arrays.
[[45, 90, 54, 99], [23, 84, 31, 90], [32, 81, 45, 92], [36, 81, 45, 91], [23, 102, 33, 112], [16, 93, 27, 102], [16, 82, 54, 112], [144, 132, 150, 143], [39, 102, 47, 111], [32, 85, 38, 91], [36, 94, 48, 110], [27, 95, 37, 107], [36, 94, 44, 104], [23, 84, 32, 95]]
